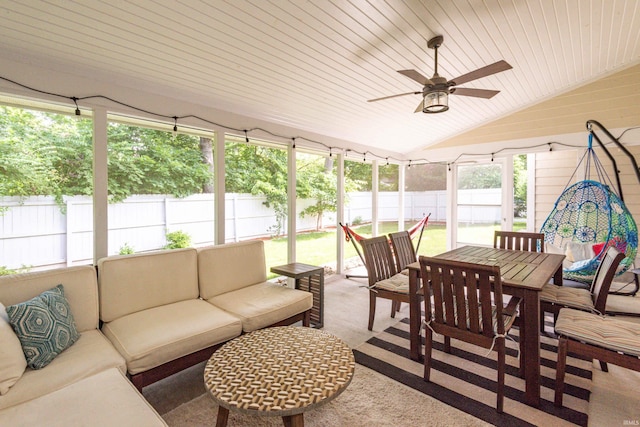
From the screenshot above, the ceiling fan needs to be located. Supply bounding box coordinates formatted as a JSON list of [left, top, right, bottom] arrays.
[[368, 35, 512, 113]]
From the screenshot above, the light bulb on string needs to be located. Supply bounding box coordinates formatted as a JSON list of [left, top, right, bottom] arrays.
[[72, 97, 81, 120], [172, 117, 178, 138]]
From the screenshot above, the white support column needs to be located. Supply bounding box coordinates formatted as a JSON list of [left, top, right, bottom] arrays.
[[92, 107, 108, 263], [214, 130, 225, 244], [527, 154, 536, 231], [372, 160, 379, 237], [287, 142, 296, 263], [398, 162, 405, 230], [446, 164, 455, 250], [336, 153, 345, 274], [503, 156, 514, 231], [65, 197, 72, 266]]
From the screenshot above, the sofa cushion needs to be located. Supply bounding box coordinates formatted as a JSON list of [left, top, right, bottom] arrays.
[[7, 285, 80, 370], [101, 299, 242, 375], [197, 241, 267, 299], [98, 248, 199, 322], [0, 265, 100, 332], [0, 329, 126, 410], [0, 303, 27, 395], [0, 368, 167, 426], [207, 282, 313, 332]]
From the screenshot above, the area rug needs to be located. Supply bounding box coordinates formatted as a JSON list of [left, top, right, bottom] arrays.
[[161, 364, 493, 426], [354, 318, 592, 427]]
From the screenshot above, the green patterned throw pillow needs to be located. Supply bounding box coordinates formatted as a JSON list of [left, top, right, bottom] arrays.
[[7, 285, 79, 370]]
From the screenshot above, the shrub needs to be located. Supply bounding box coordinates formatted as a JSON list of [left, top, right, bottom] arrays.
[[0, 265, 31, 276], [164, 230, 192, 249], [351, 216, 363, 226], [119, 243, 135, 255]]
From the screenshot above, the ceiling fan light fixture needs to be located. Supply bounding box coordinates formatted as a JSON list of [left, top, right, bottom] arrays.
[[422, 90, 449, 113]]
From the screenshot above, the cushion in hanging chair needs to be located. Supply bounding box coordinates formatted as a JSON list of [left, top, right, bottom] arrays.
[[541, 180, 638, 284]]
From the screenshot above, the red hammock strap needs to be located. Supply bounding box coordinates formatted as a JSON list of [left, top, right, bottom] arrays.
[[340, 223, 367, 242], [407, 213, 430, 237]]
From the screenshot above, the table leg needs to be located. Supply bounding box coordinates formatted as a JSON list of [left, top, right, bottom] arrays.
[[522, 290, 541, 407], [554, 266, 563, 285], [409, 268, 423, 362], [283, 414, 304, 427], [216, 407, 229, 427]]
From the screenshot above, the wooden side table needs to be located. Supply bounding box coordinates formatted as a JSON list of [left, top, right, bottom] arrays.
[[271, 262, 324, 328]]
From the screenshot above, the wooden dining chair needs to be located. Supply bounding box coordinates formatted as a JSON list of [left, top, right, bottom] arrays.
[[388, 231, 418, 314], [361, 236, 411, 331], [389, 231, 418, 274], [541, 246, 624, 322], [554, 308, 640, 407], [419, 256, 521, 413], [493, 230, 545, 252]]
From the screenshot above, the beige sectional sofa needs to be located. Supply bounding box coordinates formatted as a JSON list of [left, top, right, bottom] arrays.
[[0, 265, 167, 426], [0, 240, 313, 425]]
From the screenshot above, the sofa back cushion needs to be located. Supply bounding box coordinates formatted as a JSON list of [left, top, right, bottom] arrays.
[[98, 248, 199, 323], [0, 265, 99, 332], [197, 241, 267, 299]]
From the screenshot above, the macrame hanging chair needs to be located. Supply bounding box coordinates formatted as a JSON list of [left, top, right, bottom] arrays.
[[541, 134, 638, 284]]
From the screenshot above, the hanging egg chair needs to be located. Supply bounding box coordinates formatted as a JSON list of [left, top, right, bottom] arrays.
[[541, 133, 638, 284]]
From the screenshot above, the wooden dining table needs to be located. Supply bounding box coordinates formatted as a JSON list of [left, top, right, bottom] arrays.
[[407, 245, 565, 408]]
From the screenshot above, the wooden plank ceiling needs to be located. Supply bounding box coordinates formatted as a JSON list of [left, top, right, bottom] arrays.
[[0, 0, 639, 158]]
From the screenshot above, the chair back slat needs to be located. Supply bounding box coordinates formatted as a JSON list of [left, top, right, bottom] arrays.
[[361, 236, 397, 286], [421, 256, 504, 339], [494, 231, 545, 253], [591, 246, 625, 313], [389, 231, 417, 271]]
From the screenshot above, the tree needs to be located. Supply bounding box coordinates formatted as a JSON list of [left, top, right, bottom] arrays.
[[513, 154, 528, 217], [297, 157, 337, 230], [457, 164, 501, 189], [199, 137, 214, 193], [225, 142, 288, 235], [0, 106, 214, 204], [344, 160, 372, 191], [405, 163, 447, 191]]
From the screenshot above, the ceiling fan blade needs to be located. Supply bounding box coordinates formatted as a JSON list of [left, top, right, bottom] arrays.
[[448, 60, 512, 86], [398, 69, 433, 85], [451, 87, 500, 99], [367, 91, 421, 102], [414, 101, 423, 113]]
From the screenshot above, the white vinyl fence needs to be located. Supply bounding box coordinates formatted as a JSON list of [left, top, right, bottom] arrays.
[[0, 190, 496, 270]]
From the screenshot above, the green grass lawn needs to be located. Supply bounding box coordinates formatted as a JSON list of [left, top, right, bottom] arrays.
[[263, 221, 526, 278]]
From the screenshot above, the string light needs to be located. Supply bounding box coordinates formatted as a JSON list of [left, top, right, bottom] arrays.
[[292, 137, 296, 149], [172, 116, 178, 137], [72, 97, 81, 117], [0, 74, 622, 168]]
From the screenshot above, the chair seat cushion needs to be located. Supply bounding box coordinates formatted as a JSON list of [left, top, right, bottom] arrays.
[[101, 299, 242, 375], [540, 284, 595, 311], [555, 309, 640, 357], [0, 330, 126, 410], [374, 273, 409, 293], [207, 283, 312, 333], [0, 368, 166, 426]]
